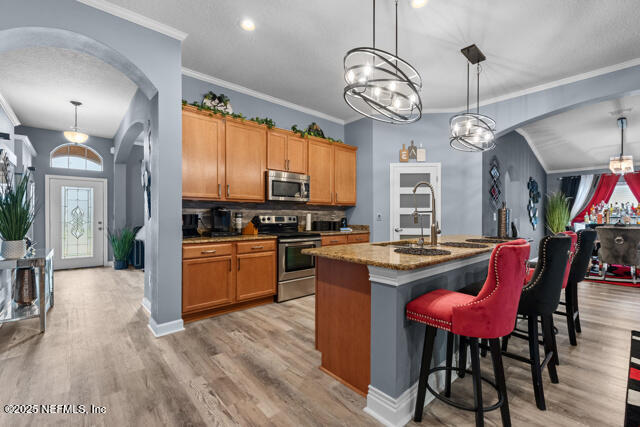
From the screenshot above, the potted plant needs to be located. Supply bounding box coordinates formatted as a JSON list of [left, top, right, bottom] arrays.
[[109, 227, 136, 270], [0, 173, 35, 259], [546, 192, 571, 234]]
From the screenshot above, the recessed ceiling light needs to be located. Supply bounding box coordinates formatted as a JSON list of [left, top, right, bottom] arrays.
[[240, 18, 255, 32], [411, 0, 428, 8]]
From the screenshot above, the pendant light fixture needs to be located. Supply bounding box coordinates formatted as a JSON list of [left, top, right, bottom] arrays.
[[609, 117, 633, 174], [449, 44, 496, 152], [343, 0, 422, 124], [63, 100, 89, 144]]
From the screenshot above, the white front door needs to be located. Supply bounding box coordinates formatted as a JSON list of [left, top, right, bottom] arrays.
[[390, 163, 441, 241], [46, 176, 106, 269]]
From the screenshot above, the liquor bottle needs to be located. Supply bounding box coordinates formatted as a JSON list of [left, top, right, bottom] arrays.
[[417, 144, 426, 162]]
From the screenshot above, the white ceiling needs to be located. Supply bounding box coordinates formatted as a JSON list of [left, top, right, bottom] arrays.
[[519, 94, 640, 173], [0, 46, 137, 139], [104, 0, 640, 121]]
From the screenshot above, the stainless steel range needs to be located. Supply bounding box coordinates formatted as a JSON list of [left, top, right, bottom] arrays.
[[255, 215, 321, 302]]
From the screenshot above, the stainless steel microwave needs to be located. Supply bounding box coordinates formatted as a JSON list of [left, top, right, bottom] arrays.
[[266, 170, 310, 202]]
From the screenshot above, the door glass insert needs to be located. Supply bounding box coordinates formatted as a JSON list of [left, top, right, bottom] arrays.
[[400, 194, 431, 209], [400, 213, 431, 229], [399, 173, 431, 188], [61, 186, 93, 259]]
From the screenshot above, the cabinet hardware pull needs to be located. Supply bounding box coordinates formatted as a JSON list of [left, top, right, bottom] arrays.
[[330, 240, 339, 243], [336, 192, 338, 203], [251, 246, 264, 250], [218, 183, 221, 197], [238, 259, 240, 271], [201, 249, 217, 254], [226, 184, 230, 197], [228, 259, 231, 271]]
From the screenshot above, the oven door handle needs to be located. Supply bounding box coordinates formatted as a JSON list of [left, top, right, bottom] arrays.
[[279, 237, 322, 244]]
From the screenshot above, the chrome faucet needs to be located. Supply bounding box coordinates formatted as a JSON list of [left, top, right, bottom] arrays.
[[412, 181, 440, 247]]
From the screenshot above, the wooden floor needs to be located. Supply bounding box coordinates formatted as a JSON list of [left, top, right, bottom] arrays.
[[0, 268, 636, 426]]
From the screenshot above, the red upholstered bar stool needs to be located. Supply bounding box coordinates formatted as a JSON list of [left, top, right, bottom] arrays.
[[407, 239, 530, 427]]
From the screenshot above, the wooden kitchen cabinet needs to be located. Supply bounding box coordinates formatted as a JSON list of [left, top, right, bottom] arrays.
[[182, 110, 225, 200], [267, 129, 307, 174], [182, 255, 233, 313], [308, 137, 334, 204], [321, 235, 348, 246], [334, 144, 357, 205], [225, 120, 267, 201], [236, 251, 276, 301], [347, 233, 370, 243], [182, 238, 277, 322]]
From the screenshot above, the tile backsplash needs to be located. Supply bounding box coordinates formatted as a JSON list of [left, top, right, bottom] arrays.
[[183, 200, 348, 231]]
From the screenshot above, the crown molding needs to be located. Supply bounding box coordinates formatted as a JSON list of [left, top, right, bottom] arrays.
[[182, 67, 345, 125], [514, 128, 548, 172], [76, 0, 188, 41], [0, 90, 20, 127], [13, 134, 37, 157], [546, 163, 640, 175]]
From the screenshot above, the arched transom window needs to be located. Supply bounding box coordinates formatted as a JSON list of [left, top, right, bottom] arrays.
[[50, 143, 103, 171]]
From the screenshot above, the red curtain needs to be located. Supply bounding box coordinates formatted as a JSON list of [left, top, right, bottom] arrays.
[[624, 172, 640, 202], [571, 174, 620, 224]]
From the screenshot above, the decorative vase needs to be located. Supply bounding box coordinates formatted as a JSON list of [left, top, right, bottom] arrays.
[[12, 267, 36, 306], [114, 259, 128, 270], [1, 239, 26, 259]]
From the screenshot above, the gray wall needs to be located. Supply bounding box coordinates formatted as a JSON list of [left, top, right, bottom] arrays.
[[2, 1, 184, 331], [345, 119, 373, 227], [0, 106, 14, 136], [126, 145, 144, 228], [182, 75, 344, 141], [482, 131, 547, 257], [16, 125, 115, 257]]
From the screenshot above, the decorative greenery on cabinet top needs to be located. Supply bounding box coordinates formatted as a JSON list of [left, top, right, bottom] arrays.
[[181, 102, 350, 147]]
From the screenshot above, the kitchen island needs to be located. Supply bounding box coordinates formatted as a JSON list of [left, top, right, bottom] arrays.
[[303, 235, 502, 427]]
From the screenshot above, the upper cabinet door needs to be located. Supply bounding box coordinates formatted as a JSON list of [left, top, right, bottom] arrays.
[[308, 138, 334, 204], [225, 121, 267, 201], [334, 145, 357, 206], [267, 129, 287, 171], [287, 135, 307, 174], [182, 110, 224, 199]]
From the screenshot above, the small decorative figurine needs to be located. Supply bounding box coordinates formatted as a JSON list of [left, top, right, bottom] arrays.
[[399, 144, 409, 162], [416, 143, 426, 162], [408, 140, 418, 160]]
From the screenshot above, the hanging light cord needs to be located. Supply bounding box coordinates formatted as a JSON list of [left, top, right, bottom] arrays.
[[477, 63, 481, 115], [466, 61, 470, 114], [621, 120, 624, 156], [373, 0, 375, 49], [74, 104, 78, 130]]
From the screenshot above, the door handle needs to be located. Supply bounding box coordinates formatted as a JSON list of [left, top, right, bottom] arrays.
[[226, 184, 230, 197], [218, 183, 221, 197], [394, 228, 403, 232], [201, 249, 217, 254]]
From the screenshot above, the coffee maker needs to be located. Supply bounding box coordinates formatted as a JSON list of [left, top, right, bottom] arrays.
[[211, 208, 233, 234], [182, 213, 200, 238]]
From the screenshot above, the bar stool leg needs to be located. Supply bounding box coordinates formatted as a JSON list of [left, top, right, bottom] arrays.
[[528, 315, 546, 410], [445, 331, 454, 398], [565, 282, 578, 346], [489, 338, 511, 427], [414, 326, 437, 422], [541, 315, 559, 384], [549, 315, 560, 366], [480, 338, 488, 357], [458, 336, 468, 378], [469, 338, 484, 427], [573, 281, 582, 333]]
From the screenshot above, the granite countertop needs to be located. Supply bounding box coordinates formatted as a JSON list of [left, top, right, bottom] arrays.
[[183, 234, 277, 244], [302, 235, 501, 271]]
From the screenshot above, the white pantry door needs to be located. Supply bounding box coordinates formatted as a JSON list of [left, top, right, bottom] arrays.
[[46, 176, 106, 269], [390, 163, 441, 241]]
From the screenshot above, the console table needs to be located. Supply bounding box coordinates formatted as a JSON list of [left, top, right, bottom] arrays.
[[0, 249, 54, 332]]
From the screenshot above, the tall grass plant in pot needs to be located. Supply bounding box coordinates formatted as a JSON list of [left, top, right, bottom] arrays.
[[109, 227, 136, 270], [546, 192, 571, 234], [0, 173, 35, 259]]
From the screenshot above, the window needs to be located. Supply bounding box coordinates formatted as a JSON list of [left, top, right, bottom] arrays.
[[609, 182, 637, 206], [50, 144, 103, 171]]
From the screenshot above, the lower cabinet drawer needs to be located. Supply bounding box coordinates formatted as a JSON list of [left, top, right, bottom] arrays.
[[236, 239, 276, 254], [322, 235, 348, 246], [183, 243, 233, 259], [347, 233, 370, 243]]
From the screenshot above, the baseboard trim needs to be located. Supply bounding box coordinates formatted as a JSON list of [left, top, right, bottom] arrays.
[[141, 297, 151, 314], [364, 354, 464, 427], [148, 317, 184, 337]]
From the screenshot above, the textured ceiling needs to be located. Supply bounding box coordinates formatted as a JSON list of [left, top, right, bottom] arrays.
[[106, 0, 640, 121], [0, 46, 137, 139], [520, 94, 640, 173]]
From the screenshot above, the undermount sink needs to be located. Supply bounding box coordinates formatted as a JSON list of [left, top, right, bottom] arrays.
[[373, 241, 418, 248]]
